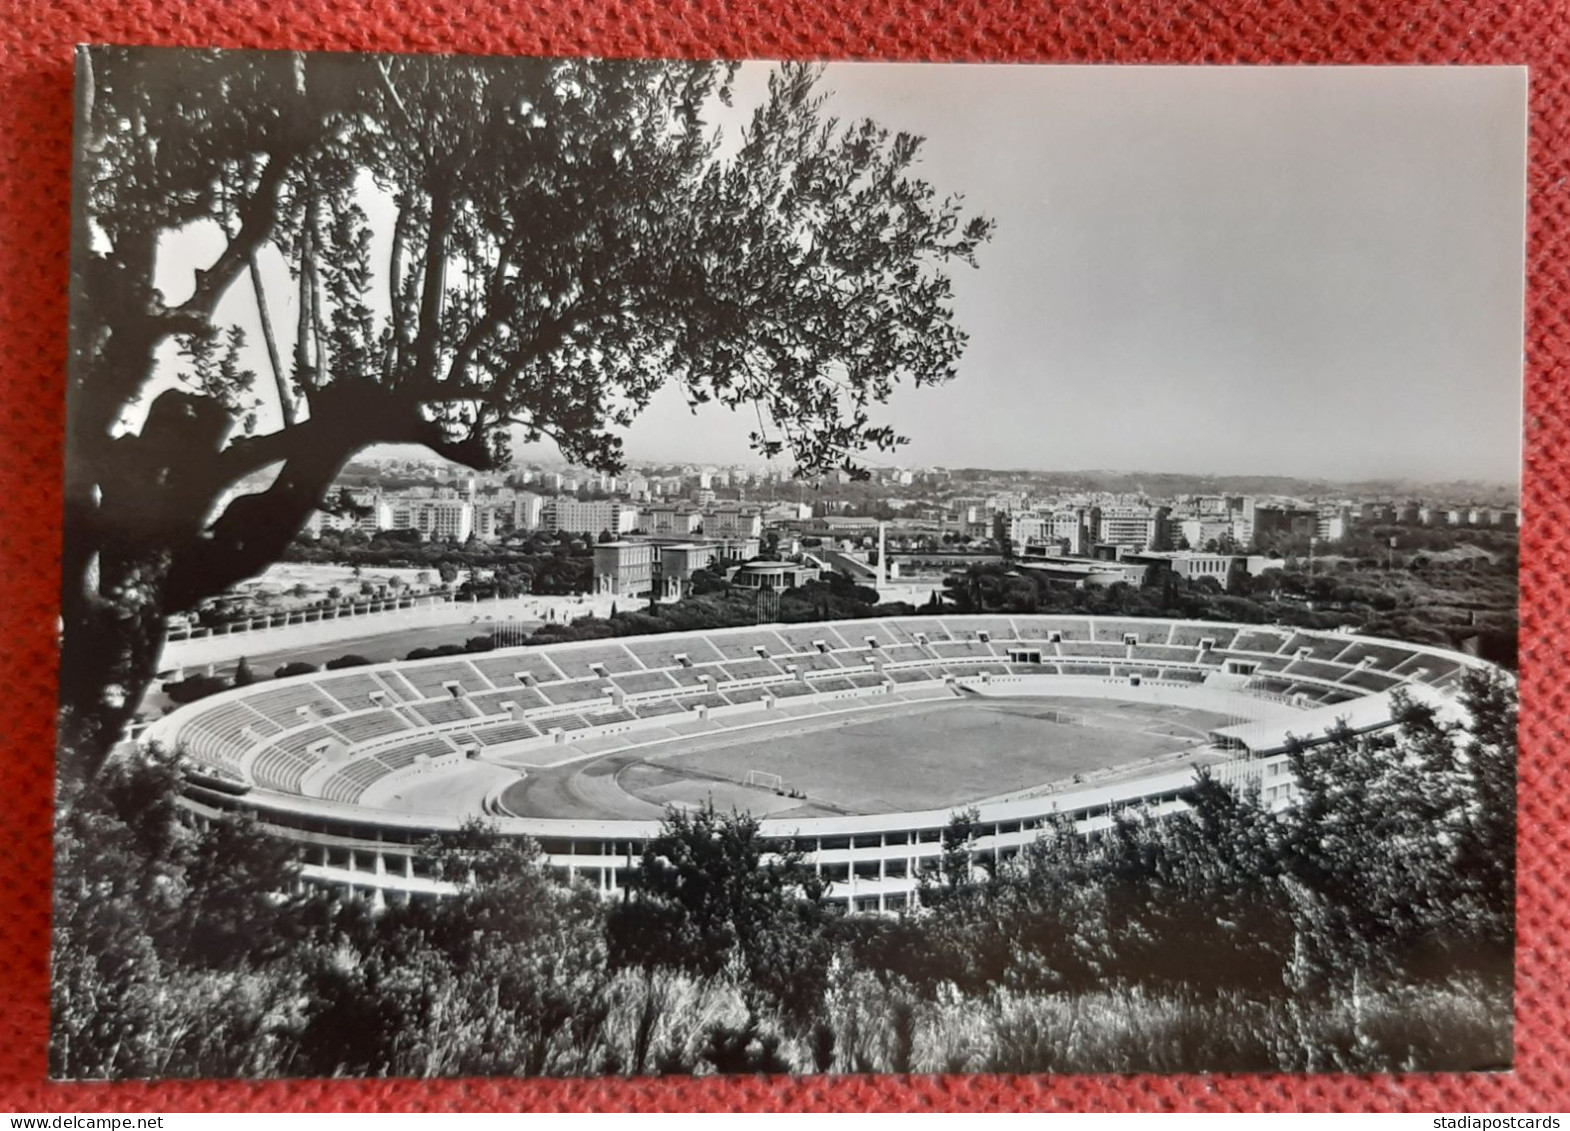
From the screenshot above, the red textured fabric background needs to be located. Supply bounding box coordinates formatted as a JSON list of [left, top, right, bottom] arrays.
[[1, 0, 1565, 1113]]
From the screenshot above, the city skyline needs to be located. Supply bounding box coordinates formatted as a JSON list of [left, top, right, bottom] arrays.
[[364, 444, 1522, 495]]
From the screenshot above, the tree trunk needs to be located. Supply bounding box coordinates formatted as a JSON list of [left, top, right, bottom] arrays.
[[57, 381, 486, 796]]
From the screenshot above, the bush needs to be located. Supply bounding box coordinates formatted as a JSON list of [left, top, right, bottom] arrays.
[[163, 674, 231, 704], [324, 654, 372, 670], [406, 644, 468, 661], [273, 661, 319, 679]]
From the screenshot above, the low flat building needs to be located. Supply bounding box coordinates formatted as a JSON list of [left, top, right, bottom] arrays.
[[1013, 558, 1147, 589], [1120, 550, 1277, 585], [729, 560, 822, 591]]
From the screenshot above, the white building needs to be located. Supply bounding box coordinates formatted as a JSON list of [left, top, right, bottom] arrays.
[[544, 497, 639, 536]]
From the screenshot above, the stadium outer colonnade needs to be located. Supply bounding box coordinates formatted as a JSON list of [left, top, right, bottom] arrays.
[[148, 614, 1492, 914]]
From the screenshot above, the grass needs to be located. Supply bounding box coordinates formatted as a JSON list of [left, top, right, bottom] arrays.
[[615, 697, 1233, 816]]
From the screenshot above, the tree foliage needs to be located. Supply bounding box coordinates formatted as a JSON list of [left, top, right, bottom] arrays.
[[61, 48, 992, 788]]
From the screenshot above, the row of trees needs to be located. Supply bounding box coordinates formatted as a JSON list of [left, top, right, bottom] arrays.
[[54, 670, 1515, 1077], [940, 560, 1518, 667]]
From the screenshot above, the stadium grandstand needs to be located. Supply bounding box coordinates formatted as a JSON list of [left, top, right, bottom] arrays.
[[148, 615, 1497, 914]]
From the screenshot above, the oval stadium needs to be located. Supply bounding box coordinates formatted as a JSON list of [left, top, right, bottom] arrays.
[[145, 615, 1492, 913]]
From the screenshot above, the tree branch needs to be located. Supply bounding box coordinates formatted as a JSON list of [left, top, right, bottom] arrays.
[[247, 251, 292, 426]]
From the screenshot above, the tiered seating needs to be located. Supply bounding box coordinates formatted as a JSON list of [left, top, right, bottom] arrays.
[[939, 617, 1016, 642], [767, 681, 817, 699], [407, 697, 478, 726], [1094, 620, 1170, 644], [375, 670, 425, 702], [853, 622, 905, 647], [931, 640, 993, 660], [706, 630, 792, 661], [1393, 654, 1465, 684], [1283, 658, 1353, 683], [326, 710, 411, 745], [1171, 624, 1237, 648], [1131, 644, 1200, 664], [1248, 677, 1296, 696], [717, 658, 783, 682], [803, 674, 854, 693], [401, 661, 486, 699], [788, 652, 844, 673], [624, 636, 726, 669], [1341, 668, 1402, 694], [1336, 641, 1418, 671], [315, 672, 394, 708], [1015, 618, 1092, 641], [469, 652, 565, 686], [550, 644, 644, 680], [774, 626, 846, 654], [165, 617, 1482, 816], [246, 684, 345, 727], [610, 670, 683, 695], [722, 685, 773, 705], [631, 699, 691, 719], [376, 735, 457, 769], [465, 687, 550, 716], [320, 758, 394, 804], [1283, 633, 1353, 662], [470, 720, 541, 745], [882, 619, 952, 643], [250, 745, 312, 793], [183, 701, 273, 768], [539, 679, 613, 706], [1232, 629, 1290, 654], [1113, 665, 1162, 679], [1058, 642, 1129, 660], [273, 724, 338, 758]]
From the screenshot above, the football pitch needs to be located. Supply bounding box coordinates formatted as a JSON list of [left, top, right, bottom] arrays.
[[509, 695, 1237, 820]]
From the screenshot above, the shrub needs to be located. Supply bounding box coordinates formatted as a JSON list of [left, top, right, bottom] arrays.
[[273, 661, 319, 679], [163, 674, 231, 704], [324, 654, 372, 671]]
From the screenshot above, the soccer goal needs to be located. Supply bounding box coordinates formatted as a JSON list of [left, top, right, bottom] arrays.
[[745, 770, 786, 792]]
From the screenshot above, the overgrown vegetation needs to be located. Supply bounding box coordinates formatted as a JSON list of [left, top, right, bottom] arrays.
[[53, 670, 1514, 1078]]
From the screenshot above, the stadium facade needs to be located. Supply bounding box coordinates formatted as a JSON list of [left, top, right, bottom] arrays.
[[145, 615, 1494, 913]]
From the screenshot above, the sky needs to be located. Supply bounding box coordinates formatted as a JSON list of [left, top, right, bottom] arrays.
[[510, 63, 1526, 484]]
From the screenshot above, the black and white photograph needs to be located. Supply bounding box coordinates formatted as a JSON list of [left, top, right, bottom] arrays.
[[55, 48, 1524, 1079]]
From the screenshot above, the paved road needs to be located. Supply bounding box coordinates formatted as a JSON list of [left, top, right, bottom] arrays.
[[141, 619, 545, 724], [187, 620, 547, 679]]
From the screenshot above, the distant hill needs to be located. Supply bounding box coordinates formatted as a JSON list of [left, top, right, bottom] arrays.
[[946, 469, 1519, 504]]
